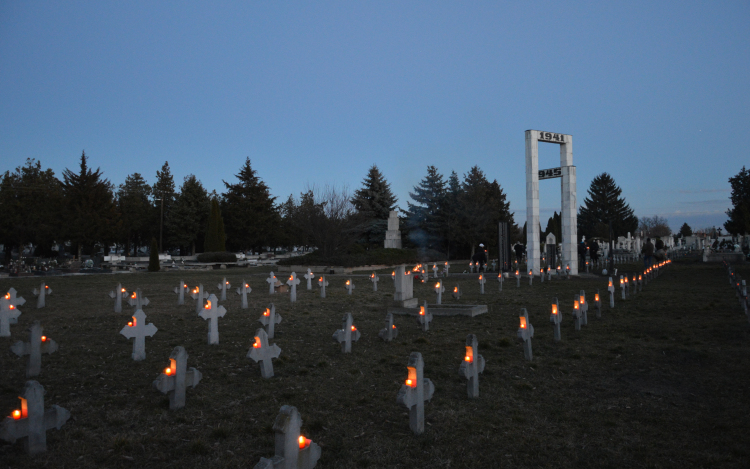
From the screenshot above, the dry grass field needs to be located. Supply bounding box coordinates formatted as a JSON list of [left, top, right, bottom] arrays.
[[1, 258, 749, 468]]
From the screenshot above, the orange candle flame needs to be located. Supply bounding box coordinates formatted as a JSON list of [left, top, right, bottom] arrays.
[[41, 336, 47, 342], [595, 294, 600, 302], [4, 293, 8, 300], [9, 305, 14, 310], [519, 316, 527, 329], [128, 322, 133, 327], [392, 324, 396, 329], [479, 275, 483, 280], [165, 367, 172, 375], [454, 287, 458, 292], [405, 379, 414, 387], [435, 282, 441, 288], [131, 292, 136, 298], [299, 436, 307, 449], [351, 325, 356, 331], [245, 284, 249, 288], [465, 355, 471, 362], [552, 304, 558, 315], [12, 410, 21, 420], [263, 308, 270, 316], [574, 300, 579, 310], [205, 300, 211, 309], [580, 296, 585, 304], [253, 337, 261, 348]]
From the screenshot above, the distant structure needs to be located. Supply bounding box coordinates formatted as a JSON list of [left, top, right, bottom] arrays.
[[384, 211, 402, 249]]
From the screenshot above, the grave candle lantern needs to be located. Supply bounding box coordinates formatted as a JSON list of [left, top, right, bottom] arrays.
[[406, 366, 416, 387], [41, 336, 47, 342], [12, 409, 21, 420], [464, 345, 474, 363]]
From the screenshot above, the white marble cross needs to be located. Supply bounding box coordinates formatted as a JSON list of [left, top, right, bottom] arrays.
[[547, 267, 552, 281], [217, 278, 231, 301], [396, 352, 435, 435], [109, 284, 128, 313], [420, 266, 427, 284], [236, 280, 252, 309], [258, 303, 282, 339], [190, 284, 209, 314], [608, 277, 615, 308], [119, 309, 157, 361], [497, 273, 504, 292], [318, 276, 328, 298], [11, 321, 58, 377], [152, 346, 202, 410], [550, 298, 562, 342], [127, 289, 150, 311], [444, 262, 450, 277], [304, 269, 314, 290], [432, 264, 439, 278], [528, 269, 534, 286], [594, 289, 602, 318], [417, 301, 432, 332], [370, 272, 379, 291], [515, 270, 521, 288], [174, 280, 188, 305], [253, 405, 321, 469], [434, 281, 445, 305], [345, 278, 355, 295], [0, 288, 24, 337], [378, 312, 398, 342], [469, 262, 475, 274], [247, 328, 281, 379], [199, 294, 226, 345], [579, 290, 588, 326], [458, 334, 485, 399], [332, 313, 360, 353], [572, 298, 582, 331], [539, 267, 544, 283], [0, 380, 70, 455], [452, 285, 461, 300], [32, 283, 52, 309], [267, 272, 278, 295], [620, 276, 626, 300], [286, 272, 301, 303], [517, 308, 534, 361], [478, 274, 486, 294]]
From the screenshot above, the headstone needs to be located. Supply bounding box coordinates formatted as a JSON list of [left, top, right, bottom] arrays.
[[478, 274, 486, 294], [384, 210, 402, 249], [444, 262, 450, 277], [497, 273, 504, 292], [452, 285, 461, 300], [579, 291, 588, 326], [620, 276, 626, 300], [109, 284, 128, 312], [434, 281, 445, 305], [432, 264, 439, 278], [173, 281, 188, 305], [332, 313, 360, 353], [236, 280, 252, 309], [517, 308, 534, 360], [267, 272, 278, 295], [304, 269, 314, 290], [259, 303, 282, 339], [199, 294, 226, 345], [127, 288, 150, 311], [247, 328, 281, 378], [528, 269, 533, 286], [370, 272, 379, 291], [540, 267, 545, 283], [217, 278, 231, 301], [317, 276, 328, 298], [458, 334, 485, 398], [394, 265, 417, 308], [345, 278, 355, 295], [550, 298, 562, 341], [287, 272, 301, 303], [153, 346, 202, 410], [608, 277, 615, 308], [420, 265, 427, 284], [119, 310, 157, 361], [11, 321, 58, 377], [594, 290, 602, 318], [378, 313, 398, 342], [515, 269, 521, 288], [32, 283, 52, 309], [469, 262, 475, 274], [572, 298, 582, 331], [491, 259, 497, 272], [417, 301, 432, 332], [253, 405, 321, 469], [396, 352, 435, 435], [0, 288, 24, 337], [190, 284, 209, 314], [0, 380, 70, 455]]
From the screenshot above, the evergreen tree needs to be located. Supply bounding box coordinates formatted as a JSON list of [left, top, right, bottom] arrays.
[[577, 173, 638, 241], [544, 211, 562, 243], [405, 166, 446, 250], [204, 199, 224, 252], [351, 165, 398, 245], [724, 166, 750, 235], [148, 237, 160, 272], [153, 161, 176, 251], [443, 171, 464, 258], [678, 222, 692, 237], [221, 158, 279, 252], [457, 166, 513, 257], [117, 173, 152, 256], [166, 175, 210, 255]]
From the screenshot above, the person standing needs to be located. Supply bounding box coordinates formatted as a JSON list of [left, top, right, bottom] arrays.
[[642, 237, 655, 267], [472, 243, 488, 272]]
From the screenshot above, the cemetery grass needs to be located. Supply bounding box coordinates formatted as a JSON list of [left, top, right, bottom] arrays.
[[1, 260, 749, 468]]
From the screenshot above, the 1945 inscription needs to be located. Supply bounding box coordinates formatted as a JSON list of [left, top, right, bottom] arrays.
[[537, 132, 566, 143]]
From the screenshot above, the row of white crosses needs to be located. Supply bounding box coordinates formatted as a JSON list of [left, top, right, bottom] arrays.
[[724, 261, 749, 317]]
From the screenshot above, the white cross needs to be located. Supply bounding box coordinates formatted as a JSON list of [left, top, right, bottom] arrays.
[[254, 405, 321, 469], [119, 309, 158, 361], [540, 267, 545, 283], [579, 290, 588, 325], [332, 313, 360, 353], [345, 278, 355, 295], [11, 321, 58, 377], [317, 276, 328, 298], [620, 275, 626, 300], [517, 308, 534, 361], [304, 269, 314, 290], [286, 272, 301, 303], [109, 283, 127, 312], [199, 294, 226, 345], [378, 312, 398, 342], [32, 283, 52, 309], [152, 346, 202, 410], [236, 280, 252, 309], [247, 328, 281, 379], [572, 296, 582, 331], [190, 284, 209, 314], [443, 262, 450, 277], [469, 262, 475, 274], [396, 352, 434, 435], [432, 264, 439, 278], [515, 269, 521, 288], [478, 274, 486, 294], [458, 334, 485, 399], [594, 289, 602, 318], [217, 278, 231, 301], [0, 380, 70, 455], [370, 272, 379, 292], [497, 273, 504, 292], [0, 287, 24, 337], [174, 280, 189, 305], [417, 301, 432, 332], [258, 303, 282, 339], [434, 281, 445, 305], [550, 298, 562, 341], [267, 272, 278, 295], [528, 269, 534, 286], [452, 285, 461, 300], [127, 289, 150, 310]]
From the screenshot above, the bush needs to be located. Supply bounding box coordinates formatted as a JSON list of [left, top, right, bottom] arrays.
[[196, 252, 238, 263], [277, 248, 418, 267]]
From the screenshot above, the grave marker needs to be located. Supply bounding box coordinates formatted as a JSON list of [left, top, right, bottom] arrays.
[[528, 269, 534, 286], [217, 278, 231, 301], [317, 276, 328, 298], [259, 303, 282, 339], [190, 284, 209, 314], [620, 276, 626, 300], [109, 284, 128, 312], [444, 261, 450, 277], [173, 281, 189, 305], [127, 288, 150, 311], [119, 310, 157, 361], [497, 273, 504, 292], [608, 277, 615, 308], [32, 283, 52, 309], [434, 281, 445, 305], [517, 308, 534, 360], [432, 264, 439, 278], [452, 285, 461, 300], [572, 298, 582, 331], [478, 274, 486, 294], [153, 346, 202, 410], [345, 278, 355, 295], [287, 273, 301, 303], [515, 270, 521, 288], [236, 280, 252, 309], [247, 328, 281, 378], [579, 291, 588, 326], [394, 265, 417, 307], [267, 272, 278, 295], [11, 321, 58, 377], [199, 294, 226, 345], [304, 269, 315, 290], [370, 272, 379, 291], [550, 298, 562, 341], [0, 288, 24, 337], [253, 405, 321, 469], [417, 301, 432, 332], [332, 313, 360, 353], [458, 334, 485, 398], [378, 313, 398, 342], [540, 267, 545, 283], [594, 290, 601, 318], [396, 352, 434, 435]]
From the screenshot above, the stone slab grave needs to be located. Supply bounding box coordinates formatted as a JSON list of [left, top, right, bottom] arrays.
[[199, 294, 226, 345], [174, 280, 189, 305], [478, 274, 486, 294], [332, 313, 360, 353], [579, 290, 588, 325], [11, 321, 58, 377], [267, 272, 278, 295], [253, 405, 321, 469], [217, 278, 231, 301], [153, 346, 202, 410], [517, 308, 534, 360], [396, 352, 435, 435], [378, 312, 398, 342], [119, 309, 157, 361], [109, 283, 128, 312], [370, 272, 379, 291], [304, 269, 315, 290], [237, 280, 252, 309], [127, 288, 150, 311], [247, 328, 281, 379], [550, 298, 562, 341], [434, 281, 445, 305], [572, 297, 582, 331], [259, 303, 282, 339], [345, 278, 355, 295], [0, 380, 70, 455], [1, 287, 24, 337], [32, 283, 52, 309], [286, 272, 301, 303], [317, 276, 328, 298], [191, 284, 209, 314], [417, 301, 433, 332], [608, 277, 615, 308], [458, 334, 485, 398]]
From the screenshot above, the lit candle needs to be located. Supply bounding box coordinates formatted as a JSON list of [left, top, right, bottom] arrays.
[[205, 300, 211, 309], [9, 305, 14, 310], [405, 379, 413, 387], [552, 304, 558, 315], [392, 325, 396, 329], [351, 325, 356, 331], [41, 336, 47, 342], [165, 367, 172, 375], [128, 321, 133, 327], [12, 410, 21, 420], [299, 436, 307, 449], [454, 287, 458, 293], [519, 316, 527, 329], [594, 293, 600, 302], [580, 295, 585, 305], [4, 293, 9, 300], [263, 309, 270, 316], [253, 337, 261, 348], [574, 300, 579, 310], [436, 282, 440, 288]]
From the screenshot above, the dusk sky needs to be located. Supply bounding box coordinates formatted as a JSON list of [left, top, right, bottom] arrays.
[[2, 1, 748, 232]]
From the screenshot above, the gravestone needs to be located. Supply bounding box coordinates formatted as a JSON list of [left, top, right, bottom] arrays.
[[417, 301, 432, 332], [304, 269, 315, 290], [515, 270, 521, 288], [253, 405, 321, 469], [0, 380, 70, 455], [174, 280, 189, 305], [109, 284, 128, 312], [378, 313, 398, 342], [550, 298, 562, 341], [153, 346, 202, 410], [236, 280, 252, 309], [547, 266, 552, 281], [432, 264, 439, 278], [497, 273, 504, 292], [540, 267, 545, 283], [420, 265, 427, 284], [545, 233, 557, 268], [11, 321, 58, 377], [191, 284, 209, 314], [452, 285, 461, 300], [528, 269, 534, 286], [127, 289, 150, 311], [259, 304, 282, 339], [469, 262, 475, 274], [0, 288, 24, 337], [458, 334, 485, 398], [345, 278, 355, 295], [217, 278, 231, 301], [384, 210, 402, 249], [444, 262, 450, 277], [119, 309, 157, 361], [478, 274, 486, 294], [572, 298, 582, 331], [620, 276, 626, 300], [608, 277, 615, 308], [247, 328, 281, 378], [434, 281, 445, 305], [579, 291, 588, 325], [267, 272, 278, 295], [332, 313, 360, 353], [594, 290, 602, 318], [370, 272, 379, 291], [286, 273, 301, 303], [394, 265, 417, 308], [317, 276, 328, 298], [638, 274, 643, 292], [517, 308, 534, 360], [396, 352, 434, 435], [32, 283, 52, 309], [199, 294, 226, 345]]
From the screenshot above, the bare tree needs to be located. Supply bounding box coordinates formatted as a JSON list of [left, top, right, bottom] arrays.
[[638, 215, 671, 238]]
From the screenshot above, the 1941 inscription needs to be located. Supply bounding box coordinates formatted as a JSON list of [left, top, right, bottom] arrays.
[[537, 132, 566, 143]]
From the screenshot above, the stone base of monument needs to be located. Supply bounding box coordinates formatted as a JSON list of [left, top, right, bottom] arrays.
[[388, 304, 487, 317], [394, 298, 419, 308]]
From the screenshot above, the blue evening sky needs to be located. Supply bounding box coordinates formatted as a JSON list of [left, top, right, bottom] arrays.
[[2, 1, 748, 232]]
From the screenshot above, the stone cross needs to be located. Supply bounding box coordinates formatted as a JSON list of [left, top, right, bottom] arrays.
[[458, 334, 485, 398], [566, 264, 571, 279], [304, 269, 315, 290], [217, 278, 231, 301], [540, 267, 545, 283], [11, 321, 58, 377], [528, 269, 534, 286], [332, 313, 360, 353], [287, 272, 301, 303], [32, 283, 52, 309], [572, 298, 582, 331], [0, 380, 70, 455], [236, 280, 252, 309], [547, 266, 552, 281], [434, 281, 445, 305], [515, 270, 521, 288], [391, 270, 396, 284], [370, 272, 379, 291], [417, 301, 432, 332], [420, 265, 427, 284], [190, 284, 209, 314], [632, 273, 638, 295], [432, 264, 439, 278], [153, 346, 202, 410], [267, 272, 278, 295], [620, 276, 626, 300], [497, 273, 504, 292], [491, 259, 497, 271], [0, 288, 24, 337], [174, 280, 188, 305], [396, 352, 435, 435], [127, 288, 150, 311], [378, 312, 398, 342], [345, 278, 355, 295], [469, 261, 475, 274], [594, 289, 602, 318], [109, 284, 128, 312], [317, 276, 328, 298], [444, 262, 450, 277], [478, 274, 486, 294], [253, 405, 321, 469], [579, 290, 588, 326], [550, 298, 562, 341], [119, 309, 157, 361], [608, 277, 615, 308], [247, 328, 281, 379], [199, 294, 226, 345], [258, 303, 282, 339], [452, 285, 461, 300], [517, 308, 534, 360]]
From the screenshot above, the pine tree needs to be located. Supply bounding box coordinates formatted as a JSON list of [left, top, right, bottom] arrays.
[[443, 171, 463, 258], [351, 165, 398, 246], [724, 166, 750, 235], [678, 222, 692, 237], [153, 161, 176, 251], [457, 166, 513, 257], [148, 237, 160, 272], [544, 211, 562, 242], [577, 173, 638, 241], [405, 166, 446, 250], [117, 173, 152, 256], [166, 175, 210, 255], [204, 199, 223, 252]]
